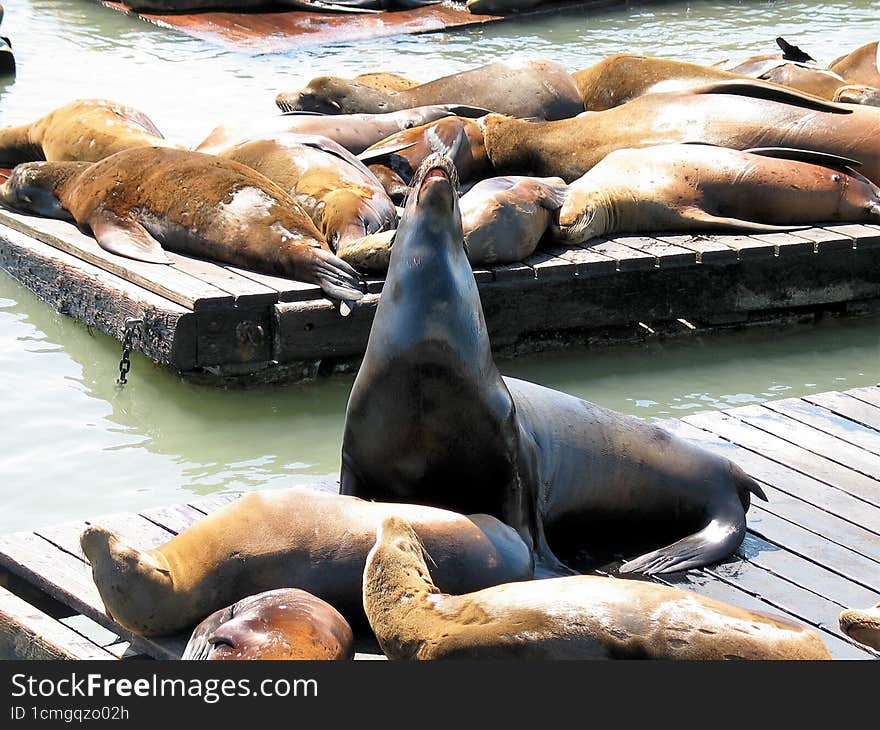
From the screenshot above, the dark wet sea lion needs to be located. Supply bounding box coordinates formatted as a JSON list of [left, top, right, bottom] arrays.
[[80, 487, 532, 636], [277, 59, 584, 121], [0, 148, 364, 302], [216, 133, 397, 254], [831, 41, 880, 87], [194, 105, 483, 157], [482, 81, 880, 184], [364, 517, 833, 660], [461, 175, 566, 265], [359, 116, 490, 203], [838, 604, 880, 651], [0, 99, 177, 166], [127, 0, 380, 13], [0, 34, 12, 77], [466, 0, 543, 13], [182, 589, 355, 661], [554, 144, 880, 242], [341, 154, 765, 577]]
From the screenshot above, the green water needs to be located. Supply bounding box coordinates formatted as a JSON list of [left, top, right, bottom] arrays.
[[0, 0, 879, 533]]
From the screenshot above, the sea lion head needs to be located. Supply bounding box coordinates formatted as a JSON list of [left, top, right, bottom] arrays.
[[276, 77, 389, 115], [365, 516, 439, 603], [838, 605, 880, 652], [834, 84, 880, 107], [0, 160, 87, 220]]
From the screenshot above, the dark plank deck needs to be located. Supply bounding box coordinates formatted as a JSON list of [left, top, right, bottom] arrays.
[[1, 387, 878, 660], [3, 208, 880, 385]]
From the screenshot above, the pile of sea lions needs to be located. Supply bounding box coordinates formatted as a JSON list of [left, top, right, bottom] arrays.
[[1, 43, 877, 659]]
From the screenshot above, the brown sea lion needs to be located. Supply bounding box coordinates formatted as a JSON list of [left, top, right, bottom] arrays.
[[363, 517, 833, 660], [341, 154, 766, 578], [277, 59, 584, 121], [352, 72, 418, 92], [0, 148, 364, 303], [194, 105, 484, 157], [182, 589, 355, 661], [80, 487, 533, 637], [838, 604, 880, 652], [481, 81, 880, 184], [554, 144, 880, 243], [831, 41, 880, 87], [0, 99, 178, 166], [359, 116, 490, 203], [216, 133, 397, 255]]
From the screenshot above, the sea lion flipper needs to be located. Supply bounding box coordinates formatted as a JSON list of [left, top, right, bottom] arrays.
[[744, 146, 864, 170], [776, 36, 815, 63], [337, 229, 396, 274], [358, 140, 419, 163], [681, 207, 809, 233], [690, 80, 853, 113], [88, 209, 171, 264], [310, 247, 366, 303], [442, 105, 494, 118]]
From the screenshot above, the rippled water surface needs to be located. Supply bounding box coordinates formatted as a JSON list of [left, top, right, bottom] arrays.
[[0, 0, 878, 532]]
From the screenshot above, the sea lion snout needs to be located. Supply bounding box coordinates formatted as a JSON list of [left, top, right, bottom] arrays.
[[412, 153, 459, 212]]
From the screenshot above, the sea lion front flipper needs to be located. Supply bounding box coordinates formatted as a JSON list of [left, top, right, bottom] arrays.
[[690, 80, 853, 113], [358, 140, 418, 163], [745, 146, 864, 170], [680, 207, 809, 233], [776, 36, 815, 63], [309, 247, 366, 306], [88, 209, 171, 264], [442, 105, 494, 118]]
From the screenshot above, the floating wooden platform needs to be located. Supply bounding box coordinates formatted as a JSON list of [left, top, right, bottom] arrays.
[[1, 386, 879, 660], [96, 0, 616, 54], [2, 207, 880, 385]]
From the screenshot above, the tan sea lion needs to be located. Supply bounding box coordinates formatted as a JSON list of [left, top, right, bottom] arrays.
[[363, 517, 833, 660], [182, 589, 355, 661], [554, 144, 880, 243], [277, 59, 584, 121], [838, 604, 880, 651], [80, 487, 533, 637], [0, 148, 364, 303], [831, 41, 880, 87], [0, 99, 178, 166], [481, 81, 880, 184], [216, 133, 397, 255], [352, 72, 418, 92], [359, 116, 490, 203], [194, 105, 484, 157]]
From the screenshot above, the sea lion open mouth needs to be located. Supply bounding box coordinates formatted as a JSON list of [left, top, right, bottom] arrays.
[[412, 153, 459, 210]]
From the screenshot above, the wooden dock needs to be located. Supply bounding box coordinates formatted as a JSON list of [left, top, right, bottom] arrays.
[[1, 207, 879, 385], [1, 386, 879, 660], [94, 0, 624, 55]]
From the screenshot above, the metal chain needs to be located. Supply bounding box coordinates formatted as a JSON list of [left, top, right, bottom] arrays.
[[116, 317, 144, 387]]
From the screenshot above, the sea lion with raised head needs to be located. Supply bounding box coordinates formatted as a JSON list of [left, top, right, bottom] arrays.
[[0, 148, 364, 303], [363, 517, 833, 660], [341, 154, 766, 578], [554, 144, 880, 242], [194, 105, 485, 157], [80, 487, 532, 637], [216, 133, 397, 255], [482, 81, 880, 184], [838, 604, 880, 652], [182, 589, 355, 661], [277, 59, 584, 121], [831, 41, 880, 87], [0, 99, 178, 166]]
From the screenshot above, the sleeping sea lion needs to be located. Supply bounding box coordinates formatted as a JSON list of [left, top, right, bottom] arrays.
[[363, 517, 833, 660], [182, 589, 355, 660], [80, 487, 533, 636], [341, 154, 766, 578], [0, 148, 364, 303], [831, 41, 880, 87]]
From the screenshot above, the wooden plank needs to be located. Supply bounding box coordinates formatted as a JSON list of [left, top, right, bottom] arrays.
[[524, 250, 578, 281], [226, 265, 325, 302], [822, 223, 880, 249], [762, 398, 880, 456], [188, 492, 245, 515], [804, 391, 880, 432], [710, 234, 776, 259], [0, 585, 115, 660], [663, 417, 880, 533], [791, 227, 855, 254], [0, 211, 230, 311], [684, 410, 880, 509], [139, 503, 205, 535], [166, 252, 278, 306], [539, 244, 617, 277], [731, 405, 880, 486], [845, 386, 880, 409], [650, 234, 737, 264], [585, 238, 655, 271], [747, 231, 814, 257], [609, 235, 697, 268], [491, 261, 535, 282]]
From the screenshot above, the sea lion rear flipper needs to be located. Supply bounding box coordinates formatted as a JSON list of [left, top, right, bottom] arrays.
[[690, 80, 853, 113], [745, 146, 864, 170], [88, 209, 171, 264], [358, 140, 419, 163], [776, 36, 815, 63], [681, 208, 809, 233], [442, 105, 494, 118]]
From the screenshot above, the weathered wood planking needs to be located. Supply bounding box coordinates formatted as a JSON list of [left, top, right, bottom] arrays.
[[96, 0, 620, 54], [1, 387, 878, 659]]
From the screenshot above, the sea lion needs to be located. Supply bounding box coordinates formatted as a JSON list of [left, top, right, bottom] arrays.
[[838, 604, 880, 652], [831, 41, 880, 87], [359, 116, 490, 203], [0, 148, 364, 303], [364, 517, 833, 660], [80, 487, 532, 637], [341, 154, 766, 577], [466, 0, 543, 13], [182, 589, 355, 661], [216, 133, 397, 255], [277, 59, 584, 121], [0, 99, 177, 166], [0, 34, 12, 78], [554, 144, 880, 242], [194, 105, 485, 157], [461, 176, 566, 265], [352, 72, 419, 92], [481, 81, 880, 184]]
